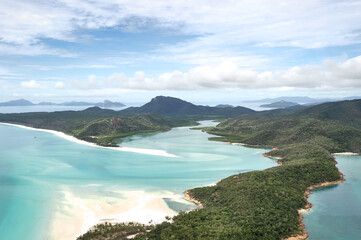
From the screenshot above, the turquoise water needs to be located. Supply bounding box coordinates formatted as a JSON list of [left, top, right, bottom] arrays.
[[0, 121, 277, 239], [303, 155, 361, 240]]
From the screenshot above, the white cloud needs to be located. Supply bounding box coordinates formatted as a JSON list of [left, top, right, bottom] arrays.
[[104, 56, 361, 90], [72, 75, 100, 90], [55, 81, 65, 89], [20, 80, 46, 89]]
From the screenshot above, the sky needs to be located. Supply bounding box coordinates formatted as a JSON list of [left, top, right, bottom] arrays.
[[1, 0, 361, 105]]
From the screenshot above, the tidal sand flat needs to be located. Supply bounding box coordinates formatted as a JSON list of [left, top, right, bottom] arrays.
[[0, 121, 277, 239], [0, 123, 177, 157], [302, 155, 361, 240]]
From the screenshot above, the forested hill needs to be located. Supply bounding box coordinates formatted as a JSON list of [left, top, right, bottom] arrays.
[[122, 96, 256, 116], [292, 99, 361, 127]]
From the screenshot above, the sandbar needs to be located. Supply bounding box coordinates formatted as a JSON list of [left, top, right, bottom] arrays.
[[0, 122, 178, 157], [333, 152, 360, 156]]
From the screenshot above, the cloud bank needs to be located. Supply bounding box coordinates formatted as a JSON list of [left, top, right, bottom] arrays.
[[82, 56, 361, 91], [20, 80, 46, 89]]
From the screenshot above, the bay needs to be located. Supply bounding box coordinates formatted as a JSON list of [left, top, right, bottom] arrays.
[[0, 121, 277, 239], [303, 155, 361, 240]]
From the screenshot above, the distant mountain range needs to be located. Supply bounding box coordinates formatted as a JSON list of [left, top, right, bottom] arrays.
[[0, 99, 125, 107], [244, 96, 361, 104], [215, 104, 234, 108], [122, 96, 255, 116], [260, 100, 300, 108], [0, 99, 35, 107]]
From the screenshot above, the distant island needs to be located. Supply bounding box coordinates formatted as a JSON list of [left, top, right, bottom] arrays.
[[215, 104, 234, 108], [0, 99, 125, 108], [260, 100, 300, 108], [244, 95, 361, 104]]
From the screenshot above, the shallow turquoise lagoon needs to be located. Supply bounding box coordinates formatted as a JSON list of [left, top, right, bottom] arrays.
[[0, 121, 277, 239], [303, 155, 361, 240]]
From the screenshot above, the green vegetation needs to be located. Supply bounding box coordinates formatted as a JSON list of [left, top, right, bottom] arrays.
[[72, 114, 176, 146], [0, 107, 199, 146], [77, 222, 154, 240]]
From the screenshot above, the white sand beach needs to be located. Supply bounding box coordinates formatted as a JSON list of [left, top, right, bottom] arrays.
[[0, 122, 178, 157], [50, 190, 180, 240], [333, 152, 360, 155]]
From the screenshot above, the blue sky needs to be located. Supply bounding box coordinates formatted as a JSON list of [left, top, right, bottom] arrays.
[[1, 0, 361, 105]]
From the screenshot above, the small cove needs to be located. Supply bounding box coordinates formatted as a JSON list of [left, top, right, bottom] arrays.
[[302, 155, 361, 240]]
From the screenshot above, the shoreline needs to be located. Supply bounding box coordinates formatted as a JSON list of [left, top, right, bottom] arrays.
[[263, 153, 283, 165], [285, 175, 344, 240], [285, 157, 345, 240], [333, 152, 360, 156], [184, 190, 203, 209], [0, 122, 178, 158], [225, 140, 349, 240]]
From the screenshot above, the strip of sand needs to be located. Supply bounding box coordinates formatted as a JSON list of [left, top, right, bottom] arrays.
[[50, 190, 180, 240], [333, 152, 360, 155], [0, 122, 177, 157]]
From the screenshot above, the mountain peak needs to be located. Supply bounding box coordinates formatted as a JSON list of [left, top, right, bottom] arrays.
[[122, 96, 255, 116]]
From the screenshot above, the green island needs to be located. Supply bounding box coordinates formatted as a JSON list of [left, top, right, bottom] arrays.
[[1, 97, 360, 239]]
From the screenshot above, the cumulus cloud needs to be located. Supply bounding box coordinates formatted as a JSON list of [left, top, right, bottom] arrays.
[[72, 75, 100, 90], [20, 80, 46, 89], [105, 56, 361, 90]]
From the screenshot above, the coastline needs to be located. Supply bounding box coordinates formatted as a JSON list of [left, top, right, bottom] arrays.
[[263, 153, 283, 165], [224, 140, 348, 240], [285, 162, 345, 240], [0, 122, 177, 158], [285, 176, 344, 240], [333, 152, 360, 156], [182, 142, 275, 217], [184, 190, 203, 209]]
